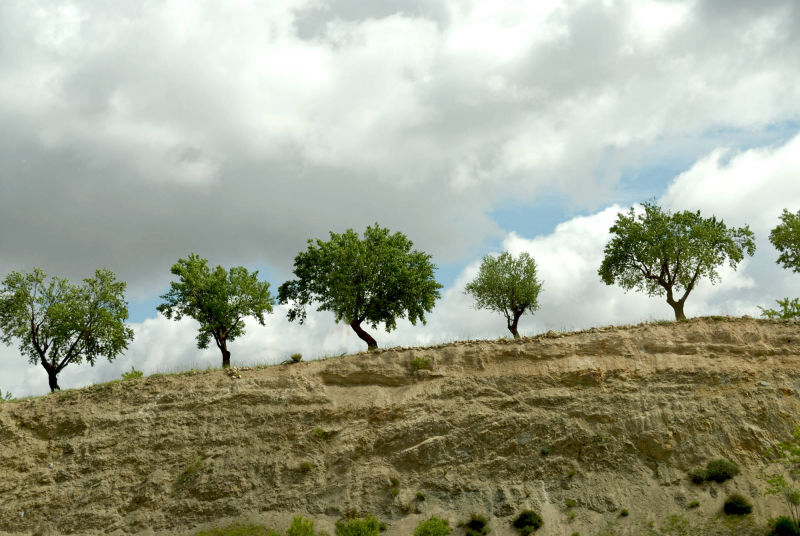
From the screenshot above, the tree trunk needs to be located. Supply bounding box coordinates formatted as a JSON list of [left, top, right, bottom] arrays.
[[42, 363, 60, 392], [220, 339, 231, 368], [350, 319, 378, 349], [507, 311, 522, 339], [667, 298, 686, 321]]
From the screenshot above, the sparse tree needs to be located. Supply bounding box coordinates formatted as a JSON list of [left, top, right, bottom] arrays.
[[465, 251, 543, 339], [598, 202, 756, 320], [157, 254, 274, 368], [278, 224, 442, 349], [0, 268, 134, 392], [760, 209, 800, 319], [770, 209, 800, 273]]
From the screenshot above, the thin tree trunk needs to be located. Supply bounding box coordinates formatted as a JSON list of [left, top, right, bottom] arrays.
[[350, 319, 378, 349], [42, 363, 60, 392], [220, 339, 231, 368], [665, 285, 687, 321], [508, 311, 522, 339], [666, 297, 686, 320]]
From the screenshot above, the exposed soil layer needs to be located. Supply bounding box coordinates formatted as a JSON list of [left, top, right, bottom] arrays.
[[1, 317, 799, 535]]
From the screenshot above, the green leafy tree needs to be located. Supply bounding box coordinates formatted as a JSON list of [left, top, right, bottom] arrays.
[[760, 298, 800, 320], [278, 224, 442, 349], [598, 202, 756, 320], [761, 209, 800, 319], [464, 251, 543, 339], [771, 209, 800, 273], [157, 254, 274, 368], [0, 268, 134, 392]]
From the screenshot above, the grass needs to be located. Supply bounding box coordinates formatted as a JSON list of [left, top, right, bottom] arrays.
[[194, 524, 276, 536], [175, 455, 213, 488]]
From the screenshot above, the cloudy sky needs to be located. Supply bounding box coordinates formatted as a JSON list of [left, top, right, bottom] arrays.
[[1, 0, 799, 397]]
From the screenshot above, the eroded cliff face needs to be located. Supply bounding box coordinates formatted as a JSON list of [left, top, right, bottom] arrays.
[[1, 317, 799, 536]]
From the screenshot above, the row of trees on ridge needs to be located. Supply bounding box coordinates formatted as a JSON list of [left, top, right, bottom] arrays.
[[0, 205, 798, 392]]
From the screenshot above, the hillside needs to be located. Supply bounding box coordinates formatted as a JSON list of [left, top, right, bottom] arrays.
[[1, 317, 800, 535]]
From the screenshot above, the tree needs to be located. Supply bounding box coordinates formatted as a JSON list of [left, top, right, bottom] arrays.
[[157, 254, 274, 368], [0, 268, 134, 392], [760, 209, 800, 320], [598, 202, 756, 320], [465, 251, 543, 339], [771, 209, 800, 273], [278, 224, 442, 349]]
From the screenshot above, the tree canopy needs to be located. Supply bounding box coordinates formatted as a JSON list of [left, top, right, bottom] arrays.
[[278, 224, 442, 349], [0, 268, 133, 392], [598, 202, 756, 320], [157, 254, 274, 367], [770, 209, 800, 273], [465, 251, 543, 338], [760, 209, 800, 319]]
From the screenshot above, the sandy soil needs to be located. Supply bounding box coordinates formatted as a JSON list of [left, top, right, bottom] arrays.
[[1, 317, 799, 535]]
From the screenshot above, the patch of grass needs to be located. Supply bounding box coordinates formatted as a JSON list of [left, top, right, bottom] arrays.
[[769, 516, 800, 536], [688, 468, 706, 484], [286, 516, 325, 536], [688, 500, 700, 509], [410, 356, 433, 371], [723, 494, 752, 515], [0, 389, 14, 402], [193, 523, 276, 536], [389, 477, 400, 487], [706, 459, 740, 483], [298, 461, 315, 473], [121, 366, 144, 380], [415, 491, 426, 501], [335, 515, 381, 536], [565, 499, 577, 508], [175, 455, 213, 488], [619, 509, 629, 517], [512, 510, 543, 534], [414, 516, 452, 536], [459, 513, 490, 536]]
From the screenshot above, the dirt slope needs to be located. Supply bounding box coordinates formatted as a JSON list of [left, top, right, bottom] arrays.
[[1, 317, 799, 535]]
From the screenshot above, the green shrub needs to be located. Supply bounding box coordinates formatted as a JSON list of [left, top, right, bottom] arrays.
[[770, 516, 800, 536], [287, 517, 326, 536], [540, 446, 552, 456], [0, 389, 12, 402], [193, 523, 275, 536], [687, 500, 700, 509], [459, 513, 490, 536], [121, 367, 143, 380], [512, 510, 543, 534], [410, 357, 432, 371], [335, 516, 381, 536], [298, 461, 315, 473], [565, 499, 577, 508], [688, 468, 706, 484], [415, 492, 426, 501], [291, 353, 303, 363], [619, 509, 629, 517], [759, 298, 800, 319], [723, 494, 752, 515], [706, 459, 740, 483], [413, 516, 452, 536]]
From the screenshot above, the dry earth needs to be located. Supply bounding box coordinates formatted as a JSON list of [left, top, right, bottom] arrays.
[[1, 317, 800, 535]]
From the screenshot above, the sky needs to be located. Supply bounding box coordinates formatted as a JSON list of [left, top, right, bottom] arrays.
[[1, 0, 799, 397]]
